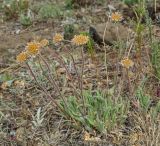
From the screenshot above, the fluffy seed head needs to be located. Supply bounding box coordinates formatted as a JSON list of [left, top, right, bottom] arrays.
[[16, 51, 28, 63], [53, 33, 63, 43], [111, 12, 122, 22], [121, 58, 134, 69], [26, 41, 41, 55], [40, 39, 49, 47], [72, 34, 89, 45]]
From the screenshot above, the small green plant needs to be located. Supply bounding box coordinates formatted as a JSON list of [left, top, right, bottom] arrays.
[[65, 0, 73, 9], [80, 32, 95, 59], [134, 2, 146, 52], [96, 0, 106, 5], [19, 14, 32, 26], [151, 41, 160, 79], [150, 101, 160, 120], [136, 87, 151, 112], [64, 24, 76, 40], [2, 0, 29, 20], [60, 91, 129, 133], [145, 9, 153, 44], [122, 0, 139, 5], [152, 101, 160, 119], [0, 73, 13, 82], [132, 1, 146, 70], [38, 4, 63, 20]]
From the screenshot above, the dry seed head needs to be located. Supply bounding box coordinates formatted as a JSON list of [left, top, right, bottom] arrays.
[[16, 51, 28, 63], [72, 34, 89, 46], [53, 33, 63, 43], [26, 41, 41, 55], [121, 58, 134, 69], [111, 12, 122, 22], [84, 131, 91, 141], [40, 39, 49, 47]]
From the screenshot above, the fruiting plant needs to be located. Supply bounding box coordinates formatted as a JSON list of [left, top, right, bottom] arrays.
[[9, 1, 160, 145], [16, 32, 129, 134]]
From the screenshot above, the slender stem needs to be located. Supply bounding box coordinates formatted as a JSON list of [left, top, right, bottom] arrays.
[[67, 50, 82, 100], [126, 69, 132, 97], [51, 49, 88, 125], [80, 47, 86, 113], [52, 49, 82, 99], [52, 50, 72, 80], [102, 16, 110, 44], [102, 16, 110, 95], [105, 51, 109, 96], [38, 54, 68, 109], [26, 62, 59, 107], [64, 47, 81, 90], [155, 0, 157, 13], [127, 37, 135, 58], [26, 62, 70, 118]]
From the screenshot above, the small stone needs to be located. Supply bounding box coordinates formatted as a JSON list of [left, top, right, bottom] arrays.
[[89, 22, 131, 46]]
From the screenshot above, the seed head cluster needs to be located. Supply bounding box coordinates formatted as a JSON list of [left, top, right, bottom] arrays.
[[16, 51, 28, 63], [16, 33, 90, 64], [16, 39, 48, 63]]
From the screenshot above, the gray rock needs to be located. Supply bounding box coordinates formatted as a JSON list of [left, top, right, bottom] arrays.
[[89, 22, 130, 46]]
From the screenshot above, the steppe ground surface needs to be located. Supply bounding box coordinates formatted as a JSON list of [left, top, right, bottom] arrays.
[[0, 0, 160, 146]]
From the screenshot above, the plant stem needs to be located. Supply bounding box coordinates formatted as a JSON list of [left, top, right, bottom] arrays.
[[38, 54, 68, 109], [80, 47, 86, 114], [26, 62, 59, 108], [52, 49, 82, 99]]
